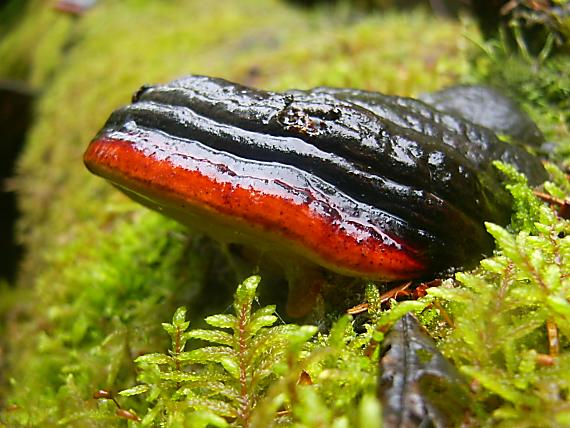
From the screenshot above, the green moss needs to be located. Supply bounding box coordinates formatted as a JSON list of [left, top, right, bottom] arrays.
[[256, 10, 473, 94], [427, 165, 570, 426], [112, 277, 319, 426], [0, 0, 74, 87], [2, 212, 190, 426], [1, 0, 569, 426]]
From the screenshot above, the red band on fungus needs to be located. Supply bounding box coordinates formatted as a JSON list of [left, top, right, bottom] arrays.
[[85, 133, 426, 279]]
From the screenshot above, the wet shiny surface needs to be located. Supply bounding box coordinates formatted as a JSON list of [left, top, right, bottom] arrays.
[[379, 314, 470, 427], [84, 76, 547, 279], [86, 129, 425, 278]]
